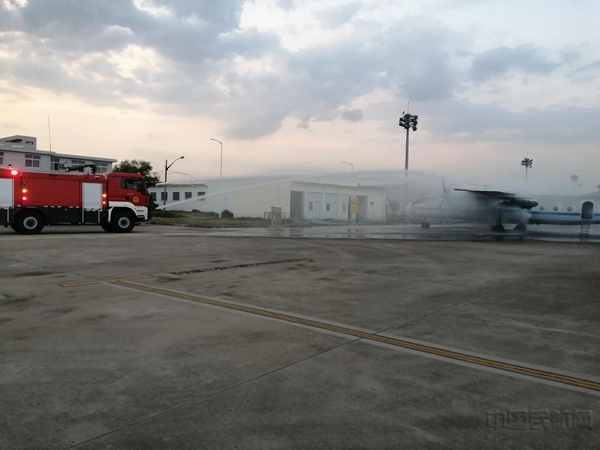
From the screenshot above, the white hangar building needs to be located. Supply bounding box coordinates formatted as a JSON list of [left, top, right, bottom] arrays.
[[149, 177, 386, 221]]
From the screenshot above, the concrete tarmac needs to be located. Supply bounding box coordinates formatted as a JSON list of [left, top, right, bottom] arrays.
[[0, 224, 599, 449]]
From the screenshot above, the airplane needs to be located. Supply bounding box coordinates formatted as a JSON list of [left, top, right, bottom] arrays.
[[404, 181, 600, 233]]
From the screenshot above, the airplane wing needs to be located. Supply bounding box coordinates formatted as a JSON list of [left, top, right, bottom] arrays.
[[454, 188, 538, 209], [454, 188, 516, 196]]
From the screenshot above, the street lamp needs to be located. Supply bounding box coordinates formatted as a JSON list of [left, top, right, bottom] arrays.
[[521, 157, 533, 183], [163, 156, 185, 206], [210, 138, 223, 178], [399, 111, 418, 175], [342, 161, 354, 172]]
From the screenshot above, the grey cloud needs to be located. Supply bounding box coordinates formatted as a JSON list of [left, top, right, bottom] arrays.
[[342, 109, 364, 121], [313, 111, 339, 122], [224, 106, 288, 139], [0, 39, 141, 108], [297, 116, 311, 129], [1, 0, 273, 62], [455, 48, 474, 57], [0, 1, 592, 144], [148, 0, 244, 30], [218, 29, 281, 59], [13, 0, 146, 37], [276, 0, 296, 11], [215, 21, 460, 138], [569, 60, 600, 82], [315, 2, 362, 28], [427, 99, 600, 144], [0, 86, 30, 100], [367, 98, 600, 145], [470, 44, 561, 82]]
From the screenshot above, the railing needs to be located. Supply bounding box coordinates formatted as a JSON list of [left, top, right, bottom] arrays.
[[264, 211, 286, 225]]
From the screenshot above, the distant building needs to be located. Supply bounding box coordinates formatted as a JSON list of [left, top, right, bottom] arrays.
[[150, 182, 208, 208], [583, 190, 600, 198], [0, 135, 116, 174], [149, 178, 387, 221]]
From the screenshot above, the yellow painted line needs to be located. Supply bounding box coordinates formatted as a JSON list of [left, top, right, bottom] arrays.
[[111, 280, 600, 393], [61, 275, 152, 288]]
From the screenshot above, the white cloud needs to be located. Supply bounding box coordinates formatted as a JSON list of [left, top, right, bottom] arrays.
[[0, 0, 599, 183]]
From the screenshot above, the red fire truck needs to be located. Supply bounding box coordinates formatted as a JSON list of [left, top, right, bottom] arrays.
[[0, 164, 151, 234]]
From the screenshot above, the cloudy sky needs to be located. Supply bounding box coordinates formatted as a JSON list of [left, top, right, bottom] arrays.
[[1, 0, 599, 186]]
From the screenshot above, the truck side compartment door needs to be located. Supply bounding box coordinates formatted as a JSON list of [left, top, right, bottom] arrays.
[[0, 178, 14, 225], [0, 178, 14, 208], [82, 183, 103, 224]]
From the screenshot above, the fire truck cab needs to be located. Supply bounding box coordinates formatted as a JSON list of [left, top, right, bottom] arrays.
[[0, 167, 150, 234]]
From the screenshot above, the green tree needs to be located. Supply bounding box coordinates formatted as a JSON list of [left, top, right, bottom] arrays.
[[113, 159, 160, 185]]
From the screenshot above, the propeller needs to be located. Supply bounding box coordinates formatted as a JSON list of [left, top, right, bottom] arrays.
[[439, 180, 453, 208]]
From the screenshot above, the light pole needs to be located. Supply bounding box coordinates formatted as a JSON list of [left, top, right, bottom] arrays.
[[399, 111, 418, 175], [521, 157, 533, 183], [210, 138, 223, 177], [163, 156, 185, 206], [342, 161, 354, 172]]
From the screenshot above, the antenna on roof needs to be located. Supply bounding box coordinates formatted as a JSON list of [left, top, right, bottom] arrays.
[[47, 116, 52, 152]]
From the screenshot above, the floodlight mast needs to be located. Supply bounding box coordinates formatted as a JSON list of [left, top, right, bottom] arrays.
[[521, 157, 533, 183], [399, 111, 418, 176]]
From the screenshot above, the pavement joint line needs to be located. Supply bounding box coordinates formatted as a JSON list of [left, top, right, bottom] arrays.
[[170, 258, 314, 275], [110, 280, 600, 393], [60, 259, 313, 287], [60, 275, 153, 287], [62, 339, 358, 450]]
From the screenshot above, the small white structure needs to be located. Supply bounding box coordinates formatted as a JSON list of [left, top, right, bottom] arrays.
[[0, 135, 116, 174], [149, 177, 386, 221], [150, 182, 209, 208]]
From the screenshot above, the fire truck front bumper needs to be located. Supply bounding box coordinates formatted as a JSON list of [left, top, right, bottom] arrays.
[[135, 206, 149, 222]]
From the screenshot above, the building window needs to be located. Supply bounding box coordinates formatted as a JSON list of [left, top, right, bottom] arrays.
[[342, 203, 347, 212], [71, 159, 85, 166], [25, 154, 41, 168], [0, 151, 3, 165], [173, 192, 180, 201], [51, 157, 61, 171], [161, 192, 168, 201], [96, 162, 109, 173], [151, 192, 157, 201], [197, 191, 205, 201], [308, 202, 313, 211], [326, 203, 331, 212], [185, 192, 192, 199]]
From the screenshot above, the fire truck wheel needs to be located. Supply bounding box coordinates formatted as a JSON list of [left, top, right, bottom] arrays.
[[111, 210, 136, 233], [14, 210, 45, 235], [100, 221, 113, 232]]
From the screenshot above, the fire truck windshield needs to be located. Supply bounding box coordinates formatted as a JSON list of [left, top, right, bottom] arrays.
[[121, 178, 146, 192]]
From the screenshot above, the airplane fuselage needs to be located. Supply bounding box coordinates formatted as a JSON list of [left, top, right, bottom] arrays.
[[406, 193, 599, 226]]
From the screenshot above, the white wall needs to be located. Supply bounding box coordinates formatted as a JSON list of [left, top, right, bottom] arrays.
[[0, 150, 112, 174], [151, 178, 387, 221], [0, 151, 51, 172], [292, 181, 386, 221], [152, 178, 292, 218]]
